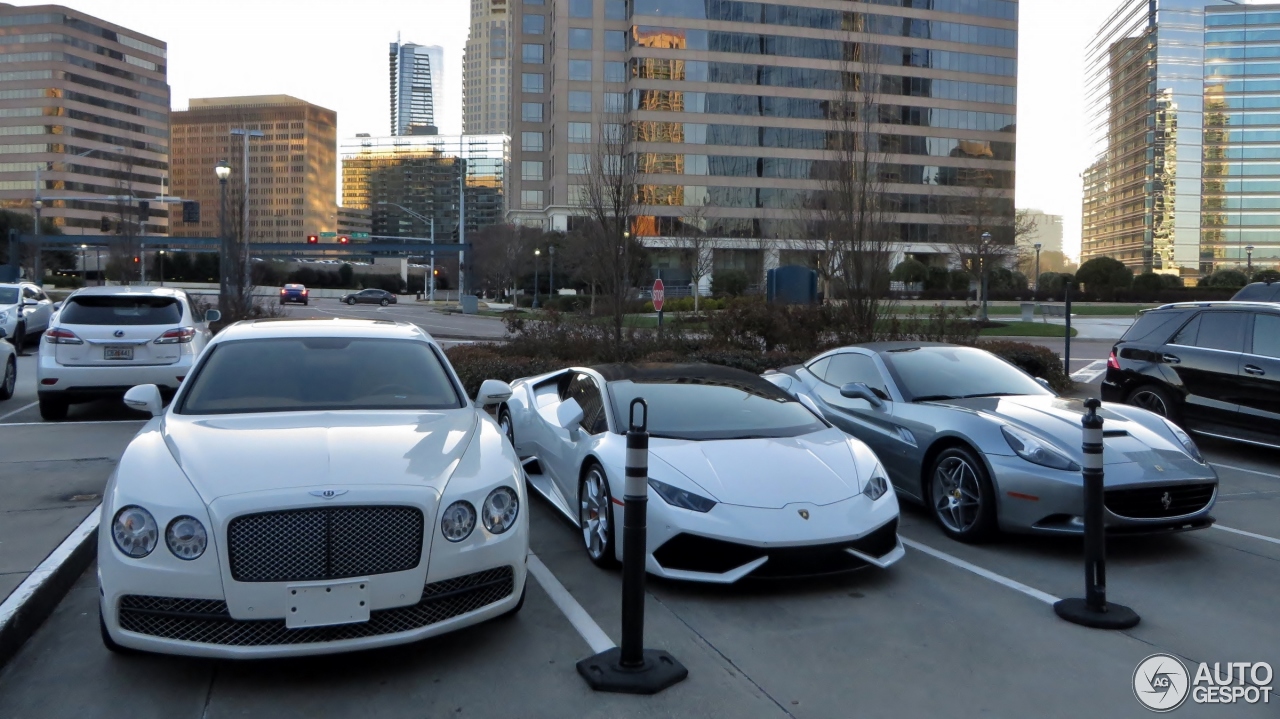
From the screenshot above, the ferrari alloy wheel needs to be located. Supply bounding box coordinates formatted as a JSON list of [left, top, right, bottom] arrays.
[[497, 406, 515, 448], [579, 463, 618, 568], [1126, 385, 1176, 422], [929, 447, 996, 542]]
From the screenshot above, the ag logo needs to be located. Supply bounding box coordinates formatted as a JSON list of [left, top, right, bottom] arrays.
[[1134, 653, 1190, 712]]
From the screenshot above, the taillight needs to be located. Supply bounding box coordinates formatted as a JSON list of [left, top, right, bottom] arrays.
[[44, 328, 83, 344], [280, 289, 287, 295], [1107, 350, 1120, 370], [302, 289, 308, 295], [155, 327, 196, 344]]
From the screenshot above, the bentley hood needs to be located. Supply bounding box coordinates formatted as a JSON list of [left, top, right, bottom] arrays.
[[159, 410, 479, 503], [648, 428, 864, 509]]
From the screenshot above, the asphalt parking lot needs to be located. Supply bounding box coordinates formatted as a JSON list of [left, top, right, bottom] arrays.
[[0, 307, 1276, 718]]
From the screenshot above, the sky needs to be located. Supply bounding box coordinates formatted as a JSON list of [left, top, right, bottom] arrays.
[[61, 0, 1116, 260]]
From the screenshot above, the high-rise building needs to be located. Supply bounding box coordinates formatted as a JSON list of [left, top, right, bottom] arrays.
[[1020, 209, 1064, 253], [169, 95, 337, 243], [391, 40, 445, 135], [507, 0, 1018, 282], [0, 4, 169, 236], [464, 0, 511, 135]]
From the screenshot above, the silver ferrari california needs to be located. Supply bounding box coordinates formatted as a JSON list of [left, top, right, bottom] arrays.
[[763, 343, 1218, 542]]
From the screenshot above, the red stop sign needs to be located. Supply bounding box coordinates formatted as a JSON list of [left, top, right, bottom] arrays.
[[652, 279, 665, 312]]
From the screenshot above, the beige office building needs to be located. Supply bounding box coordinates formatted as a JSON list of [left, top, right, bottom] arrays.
[[508, 0, 1018, 283], [464, 0, 511, 134], [169, 95, 336, 243], [0, 3, 169, 236]]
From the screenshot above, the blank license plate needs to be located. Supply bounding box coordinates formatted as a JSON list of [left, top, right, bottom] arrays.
[[285, 579, 370, 629], [104, 346, 133, 361]]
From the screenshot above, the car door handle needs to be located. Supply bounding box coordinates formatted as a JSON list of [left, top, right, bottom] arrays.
[[1162, 353, 1181, 364], [1244, 365, 1266, 376]]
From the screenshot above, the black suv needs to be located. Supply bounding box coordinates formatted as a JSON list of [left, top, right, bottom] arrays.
[[1102, 301, 1280, 448], [1232, 281, 1280, 302]]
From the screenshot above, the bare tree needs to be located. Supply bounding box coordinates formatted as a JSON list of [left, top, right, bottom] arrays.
[[472, 223, 535, 300], [677, 201, 715, 311], [942, 179, 1020, 320]]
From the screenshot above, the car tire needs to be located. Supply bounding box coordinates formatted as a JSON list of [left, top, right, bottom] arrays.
[[12, 322, 25, 355], [346, 297, 356, 305], [1125, 384, 1179, 423], [39, 397, 68, 421], [380, 298, 389, 307], [99, 608, 137, 655], [497, 405, 515, 449], [0, 355, 14, 400], [579, 462, 619, 569], [927, 445, 998, 543]]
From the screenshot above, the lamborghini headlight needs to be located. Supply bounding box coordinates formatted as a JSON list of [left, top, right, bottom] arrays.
[[648, 479, 716, 513], [862, 466, 890, 501]]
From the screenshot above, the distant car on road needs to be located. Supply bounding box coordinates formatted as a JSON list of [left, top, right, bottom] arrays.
[[1, 281, 54, 354], [341, 289, 396, 307], [97, 318, 526, 657], [767, 343, 1218, 542], [0, 333, 14, 400], [1231, 280, 1280, 302], [37, 287, 219, 421], [1104, 301, 1280, 449], [279, 283, 309, 305]]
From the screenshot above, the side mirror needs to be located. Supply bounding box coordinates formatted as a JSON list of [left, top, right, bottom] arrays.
[[556, 397, 585, 431], [204, 309, 221, 324], [22, 299, 38, 308], [123, 384, 164, 417], [840, 382, 885, 408], [52, 301, 63, 311], [476, 379, 513, 406]]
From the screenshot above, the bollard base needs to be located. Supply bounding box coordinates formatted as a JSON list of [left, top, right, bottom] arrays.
[[576, 648, 688, 695], [1053, 598, 1140, 629]]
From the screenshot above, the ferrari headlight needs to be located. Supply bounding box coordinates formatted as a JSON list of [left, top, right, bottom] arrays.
[[1001, 425, 1081, 472], [440, 501, 476, 542], [1164, 419, 1204, 464], [165, 516, 207, 560], [648, 479, 716, 513], [481, 487, 520, 534], [863, 467, 890, 501], [112, 505, 158, 558]]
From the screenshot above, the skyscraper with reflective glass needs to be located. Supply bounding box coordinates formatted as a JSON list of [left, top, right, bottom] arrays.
[[391, 41, 445, 135], [508, 0, 1018, 283], [464, 0, 511, 135]]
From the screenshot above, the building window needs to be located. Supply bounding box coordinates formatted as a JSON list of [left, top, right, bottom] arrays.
[[522, 72, 545, 93], [569, 28, 592, 50], [569, 0, 592, 18], [522, 160, 544, 181], [522, 102, 543, 122], [569, 153, 590, 174], [522, 43, 544, 63], [522, 13, 545, 34], [568, 122, 592, 143], [605, 0, 626, 20], [569, 59, 592, 81], [605, 61, 626, 83], [604, 92, 626, 113], [567, 185, 589, 205], [569, 90, 592, 112], [605, 30, 626, 52], [521, 190, 544, 209], [522, 131, 544, 151], [602, 122, 624, 142]]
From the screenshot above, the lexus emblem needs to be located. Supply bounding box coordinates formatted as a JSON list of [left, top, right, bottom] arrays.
[[113, 330, 125, 337], [1160, 492, 1172, 511], [309, 489, 349, 500], [798, 509, 810, 520]]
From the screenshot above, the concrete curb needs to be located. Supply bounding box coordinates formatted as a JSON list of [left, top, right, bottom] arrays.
[[0, 505, 100, 669]]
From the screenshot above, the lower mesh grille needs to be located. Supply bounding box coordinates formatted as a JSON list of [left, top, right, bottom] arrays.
[[653, 517, 899, 578], [117, 566, 514, 646], [1105, 483, 1216, 519]]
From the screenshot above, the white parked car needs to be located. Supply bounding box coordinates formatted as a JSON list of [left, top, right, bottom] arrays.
[[98, 318, 527, 658], [0, 335, 14, 401], [501, 363, 904, 583], [37, 287, 218, 421], [1, 281, 54, 353]]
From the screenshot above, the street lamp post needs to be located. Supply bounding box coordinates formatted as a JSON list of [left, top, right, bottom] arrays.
[[376, 201, 437, 301], [79, 244, 87, 285], [549, 245, 555, 300], [1246, 245, 1255, 276], [533, 249, 541, 309], [1034, 242, 1043, 296], [980, 231, 993, 321], [230, 128, 265, 304], [158, 250, 165, 286], [215, 160, 232, 305]]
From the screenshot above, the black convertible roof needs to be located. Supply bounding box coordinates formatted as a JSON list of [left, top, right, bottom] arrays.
[[590, 362, 792, 400]]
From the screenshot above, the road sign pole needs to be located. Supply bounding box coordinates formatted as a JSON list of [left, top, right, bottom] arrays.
[[577, 399, 687, 694]]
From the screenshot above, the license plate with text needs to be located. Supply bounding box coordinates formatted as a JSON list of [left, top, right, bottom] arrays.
[[104, 346, 133, 361]]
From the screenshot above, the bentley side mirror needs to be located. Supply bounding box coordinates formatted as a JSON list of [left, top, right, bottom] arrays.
[[840, 382, 885, 409]]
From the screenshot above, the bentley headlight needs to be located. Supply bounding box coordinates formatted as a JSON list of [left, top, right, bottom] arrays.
[[648, 479, 716, 513], [112, 506, 158, 558], [482, 487, 520, 534], [1001, 425, 1081, 472], [440, 501, 476, 542], [1164, 419, 1204, 464], [863, 467, 890, 501], [165, 515, 207, 560]]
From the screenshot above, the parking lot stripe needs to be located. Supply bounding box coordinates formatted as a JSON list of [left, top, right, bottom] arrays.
[[1212, 524, 1280, 546], [526, 552, 615, 654], [900, 537, 1061, 605], [0, 401, 36, 422], [1211, 462, 1280, 481]]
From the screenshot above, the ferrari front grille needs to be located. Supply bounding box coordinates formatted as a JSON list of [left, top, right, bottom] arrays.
[[227, 506, 423, 582], [1104, 483, 1216, 519]]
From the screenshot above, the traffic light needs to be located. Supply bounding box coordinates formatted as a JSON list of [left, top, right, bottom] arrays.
[[132, 256, 140, 264], [433, 269, 439, 275], [306, 234, 319, 244], [338, 236, 350, 244], [181, 201, 200, 223], [100, 216, 111, 233]]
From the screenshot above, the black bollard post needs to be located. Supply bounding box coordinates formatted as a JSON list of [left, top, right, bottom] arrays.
[[1064, 281, 1072, 375], [1053, 398, 1140, 629], [577, 398, 688, 694]]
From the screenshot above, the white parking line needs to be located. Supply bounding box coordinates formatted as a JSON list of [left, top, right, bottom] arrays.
[[0, 401, 37, 422], [900, 537, 1061, 605], [1213, 524, 1280, 546], [526, 552, 615, 654], [1211, 462, 1280, 481], [0, 505, 99, 628], [1070, 360, 1108, 384]]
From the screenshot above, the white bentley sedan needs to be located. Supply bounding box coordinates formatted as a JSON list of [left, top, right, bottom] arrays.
[[97, 319, 528, 658]]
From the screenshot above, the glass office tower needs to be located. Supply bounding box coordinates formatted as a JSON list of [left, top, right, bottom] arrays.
[[390, 41, 445, 136]]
